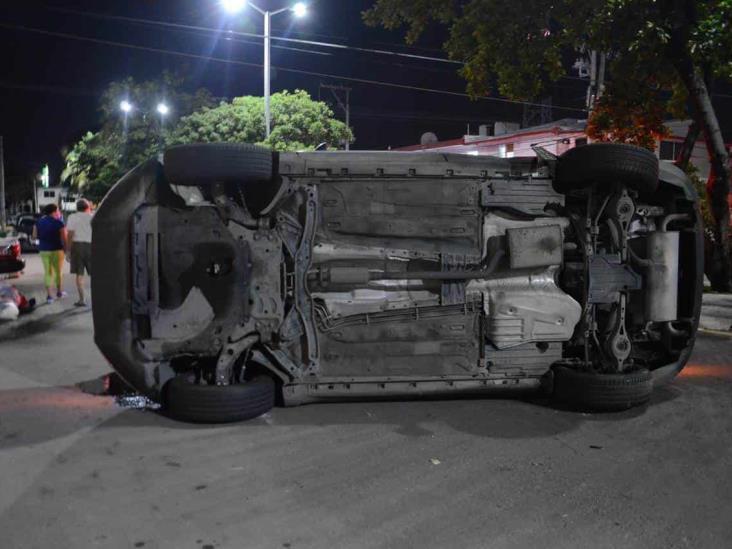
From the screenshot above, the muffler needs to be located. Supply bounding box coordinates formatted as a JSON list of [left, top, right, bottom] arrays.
[[645, 223, 681, 323]]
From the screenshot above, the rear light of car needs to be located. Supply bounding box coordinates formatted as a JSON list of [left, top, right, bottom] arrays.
[[2, 242, 21, 258]]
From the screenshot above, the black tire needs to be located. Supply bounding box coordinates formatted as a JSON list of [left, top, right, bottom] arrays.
[[164, 143, 273, 187], [554, 143, 659, 194], [164, 374, 275, 423], [552, 365, 652, 412]]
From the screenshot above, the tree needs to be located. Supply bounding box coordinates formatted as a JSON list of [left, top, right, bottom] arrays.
[[169, 90, 353, 151], [365, 0, 732, 290], [4, 173, 34, 209], [63, 73, 215, 201], [586, 84, 672, 151]]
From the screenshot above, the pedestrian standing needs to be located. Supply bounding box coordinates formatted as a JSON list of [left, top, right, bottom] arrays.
[[33, 203, 67, 304], [66, 199, 93, 307]]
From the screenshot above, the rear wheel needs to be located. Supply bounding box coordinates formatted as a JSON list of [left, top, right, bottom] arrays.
[[554, 143, 659, 194], [552, 365, 652, 412], [163, 143, 274, 186], [163, 142, 280, 214], [163, 374, 275, 423]]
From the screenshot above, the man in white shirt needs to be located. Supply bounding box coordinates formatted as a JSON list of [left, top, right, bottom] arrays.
[[66, 199, 93, 307]]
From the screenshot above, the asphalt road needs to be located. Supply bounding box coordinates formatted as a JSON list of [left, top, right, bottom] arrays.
[[1, 308, 731, 549]]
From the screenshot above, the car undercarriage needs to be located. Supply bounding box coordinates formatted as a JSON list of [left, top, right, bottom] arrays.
[[92, 143, 703, 422]]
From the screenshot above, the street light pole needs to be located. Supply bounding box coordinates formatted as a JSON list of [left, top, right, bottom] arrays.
[[264, 10, 271, 138], [0, 136, 6, 228], [249, 4, 288, 139], [222, 2, 307, 139]]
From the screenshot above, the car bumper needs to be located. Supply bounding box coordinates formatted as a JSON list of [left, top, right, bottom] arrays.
[[91, 160, 174, 398], [0, 258, 25, 274]]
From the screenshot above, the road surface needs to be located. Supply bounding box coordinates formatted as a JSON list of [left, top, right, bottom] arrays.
[[1, 305, 731, 548]]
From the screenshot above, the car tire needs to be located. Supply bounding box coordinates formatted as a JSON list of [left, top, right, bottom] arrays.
[[163, 143, 274, 187], [552, 365, 653, 412], [163, 374, 275, 423], [554, 143, 659, 194]]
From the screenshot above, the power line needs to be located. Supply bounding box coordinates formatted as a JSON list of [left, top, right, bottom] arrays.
[[52, 8, 461, 75], [47, 7, 333, 58], [48, 4, 356, 44], [0, 79, 502, 124], [161, 25, 334, 57], [45, 6, 602, 86], [351, 109, 482, 124], [46, 7, 464, 66], [0, 22, 589, 113], [0, 76, 521, 125], [0, 81, 98, 96], [46, 5, 463, 57]]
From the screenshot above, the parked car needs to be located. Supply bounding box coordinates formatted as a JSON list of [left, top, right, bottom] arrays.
[[0, 239, 25, 275], [92, 143, 703, 423], [13, 214, 41, 253]]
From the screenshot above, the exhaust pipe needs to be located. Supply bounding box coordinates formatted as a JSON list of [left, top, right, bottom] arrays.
[[645, 215, 686, 322]]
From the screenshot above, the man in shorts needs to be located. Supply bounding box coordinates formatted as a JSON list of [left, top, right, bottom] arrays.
[[66, 199, 93, 307]]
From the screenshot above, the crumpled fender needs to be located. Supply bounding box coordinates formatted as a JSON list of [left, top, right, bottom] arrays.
[[652, 164, 704, 386], [91, 160, 178, 398]]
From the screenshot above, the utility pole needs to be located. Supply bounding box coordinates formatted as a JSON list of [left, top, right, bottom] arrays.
[[0, 136, 6, 229], [581, 50, 606, 111], [320, 84, 352, 150]]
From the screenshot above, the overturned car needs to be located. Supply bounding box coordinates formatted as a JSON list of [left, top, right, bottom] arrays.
[[92, 143, 702, 422]]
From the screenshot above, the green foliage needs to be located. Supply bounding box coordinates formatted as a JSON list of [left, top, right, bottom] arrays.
[[365, 0, 584, 100], [169, 90, 353, 151], [586, 80, 671, 150], [63, 73, 215, 201], [691, 0, 732, 80], [686, 163, 716, 243], [61, 132, 115, 201], [64, 85, 352, 201], [4, 174, 34, 205], [364, 0, 732, 119]]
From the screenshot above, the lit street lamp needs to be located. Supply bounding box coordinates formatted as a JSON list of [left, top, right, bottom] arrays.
[[221, 1, 308, 138], [119, 101, 171, 120], [118, 101, 171, 151]]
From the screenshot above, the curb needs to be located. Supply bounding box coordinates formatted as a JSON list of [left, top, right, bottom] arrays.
[[699, 315, 732, 332], [700, 294, 732, 332], [698, 328, 732, 338]]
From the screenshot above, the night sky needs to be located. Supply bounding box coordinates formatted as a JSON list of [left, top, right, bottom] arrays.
[[1, 1, 730, 183]]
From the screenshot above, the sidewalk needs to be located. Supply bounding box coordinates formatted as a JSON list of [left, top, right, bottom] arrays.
[[0, 254, 90, 341], [700, 293, 732, 332]]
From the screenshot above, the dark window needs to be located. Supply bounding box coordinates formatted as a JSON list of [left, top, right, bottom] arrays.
[[575, 138, 588, 147], [659, 140, 681, 161]]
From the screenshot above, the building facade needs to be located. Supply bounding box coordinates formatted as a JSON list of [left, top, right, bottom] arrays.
[[400, 118, 717, 181]]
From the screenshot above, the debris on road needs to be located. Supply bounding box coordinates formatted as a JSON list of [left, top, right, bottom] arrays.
[[0, 283, 35, 321], [77, 372, 160, 411]]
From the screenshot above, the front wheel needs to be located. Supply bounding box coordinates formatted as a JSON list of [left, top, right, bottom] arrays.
[[163, 374, 275, 423]]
